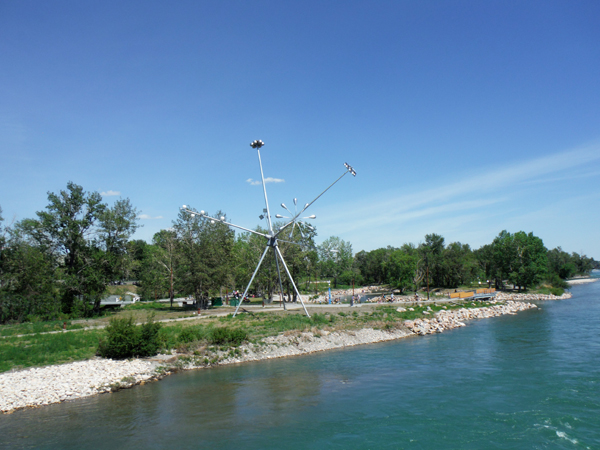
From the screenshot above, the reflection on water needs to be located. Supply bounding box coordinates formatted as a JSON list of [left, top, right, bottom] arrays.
[[2, 281, 600, 449]]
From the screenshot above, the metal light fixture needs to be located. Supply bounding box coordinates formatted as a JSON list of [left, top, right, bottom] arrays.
[[180, 139, 356, 317]]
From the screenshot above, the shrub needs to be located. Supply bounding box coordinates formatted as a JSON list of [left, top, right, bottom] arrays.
[[178, 327, 204, 343], [548, 273, 569, 290], [311, 313, 334, 325], [97, 316, 162, 359], [550, 287, 564, 296], [138, 320, 162, 356], [210, 327, 247, 346]]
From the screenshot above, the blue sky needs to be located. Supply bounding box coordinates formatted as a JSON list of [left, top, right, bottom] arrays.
[[1, 1, 599, 258]]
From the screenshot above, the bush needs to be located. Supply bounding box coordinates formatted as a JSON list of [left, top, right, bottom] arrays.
[[138, 320, 162, 356], [210, 327, 247, 346], [178, 326, 204, 343], [97, 316, 162, 359], [311, 313, 335, 325], [548, 273, 569, 290]]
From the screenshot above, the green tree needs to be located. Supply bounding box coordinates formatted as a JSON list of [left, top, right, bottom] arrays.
[[419, 233, 445, 293], [318, 236, 353, 288], [354, 248, 392, 285], [570, 252, 594, 276], [138, 238, 173, 302], [0, 223, 60, 322], [442, 242, 477, 288], [491, 230, 516, 289], [277, 220, 317, 301], [489, 230, 547, 291], [152, 229, 177, 307], [21, 182, 139, 315], [386, 244, 418, 293], [173, 209, 234, 309], [97, 198, 140, 285], [547, 247, 576, 280], [474, 244, 495, 286], [509, 231, 547, 290]]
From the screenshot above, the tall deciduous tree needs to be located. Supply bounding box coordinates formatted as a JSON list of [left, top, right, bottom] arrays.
[[21, 182, 139, 314], [318, 236, 353, 288], [153, 229, 177, 307], [489, 230, 547, 291], [277, 220, 317, 301], [386, 244, 419, 293], [173, 209, 234, 309], [509, 231, 547, 290], [0, 225, 59, 322]]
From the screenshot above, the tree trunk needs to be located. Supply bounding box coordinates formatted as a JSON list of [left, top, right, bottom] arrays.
[[169, 267, 174, 308]]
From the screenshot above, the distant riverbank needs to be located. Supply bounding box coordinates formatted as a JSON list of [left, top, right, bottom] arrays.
[[567, 277, 599, 285]]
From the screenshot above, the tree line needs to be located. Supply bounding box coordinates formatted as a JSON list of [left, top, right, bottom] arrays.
[[353, 232, 594, 293], [1, 182, 596, 323]]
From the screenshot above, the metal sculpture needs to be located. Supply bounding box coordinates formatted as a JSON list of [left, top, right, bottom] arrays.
[[181, 140, 355, 317]]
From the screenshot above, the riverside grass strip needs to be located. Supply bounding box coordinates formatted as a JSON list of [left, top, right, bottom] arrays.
[[1, 301, 501, 373], [0, 330, 104, 373], [0, 321, 86, 337]]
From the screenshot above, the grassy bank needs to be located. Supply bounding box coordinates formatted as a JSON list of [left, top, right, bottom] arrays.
[[0, 320, 87, 337], [0, 330, 104, 373], [0, 300, 501, 374]]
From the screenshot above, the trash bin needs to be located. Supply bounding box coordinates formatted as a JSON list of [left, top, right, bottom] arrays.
[[212, 297, 223, 307], [230, 299, 240, 307]]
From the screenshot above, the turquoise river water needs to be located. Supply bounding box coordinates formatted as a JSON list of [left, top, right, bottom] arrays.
[[2, 280, 600, 449]]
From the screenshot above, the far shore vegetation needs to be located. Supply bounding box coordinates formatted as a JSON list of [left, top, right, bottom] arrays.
[[1, 182, 598, 373]]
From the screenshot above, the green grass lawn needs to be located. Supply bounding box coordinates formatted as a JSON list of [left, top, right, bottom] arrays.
[[0, 329, 104, 373], [0, 320, 85, 337]]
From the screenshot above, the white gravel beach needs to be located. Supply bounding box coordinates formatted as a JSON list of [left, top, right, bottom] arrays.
[[1, 358, 160, 413], [566, 278, 598, 285]]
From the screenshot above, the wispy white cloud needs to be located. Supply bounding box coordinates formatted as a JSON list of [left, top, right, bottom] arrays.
[[246, 177, 285, 186], [101, 190, 121, 196], [319, 142, 600, 251], [520, 168, 600, 186], [138, 214, 164, 220]]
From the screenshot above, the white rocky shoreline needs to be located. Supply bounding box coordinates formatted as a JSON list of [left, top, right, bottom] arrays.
[[0, 294, 570, 414]]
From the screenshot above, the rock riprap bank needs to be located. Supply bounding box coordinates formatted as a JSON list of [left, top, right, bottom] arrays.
[[0, 358, 159, 413], [404, 301, 537, 335], [208, 327, 413, 367]]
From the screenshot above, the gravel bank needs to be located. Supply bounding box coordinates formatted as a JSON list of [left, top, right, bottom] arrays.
[[203, 327, 413, 367], [566, 278, 598, 285], [404, 300, 537, 335], [496, 292, 572, 301], [1, 359, 161, 414]]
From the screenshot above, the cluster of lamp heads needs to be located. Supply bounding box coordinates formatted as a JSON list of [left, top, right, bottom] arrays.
[[250, 139, 264, 149], [274, 197, 316, 238], [344, 162, 357, 176]]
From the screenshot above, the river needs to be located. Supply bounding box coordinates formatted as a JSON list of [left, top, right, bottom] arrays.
[[2, 281, 599, 449]]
